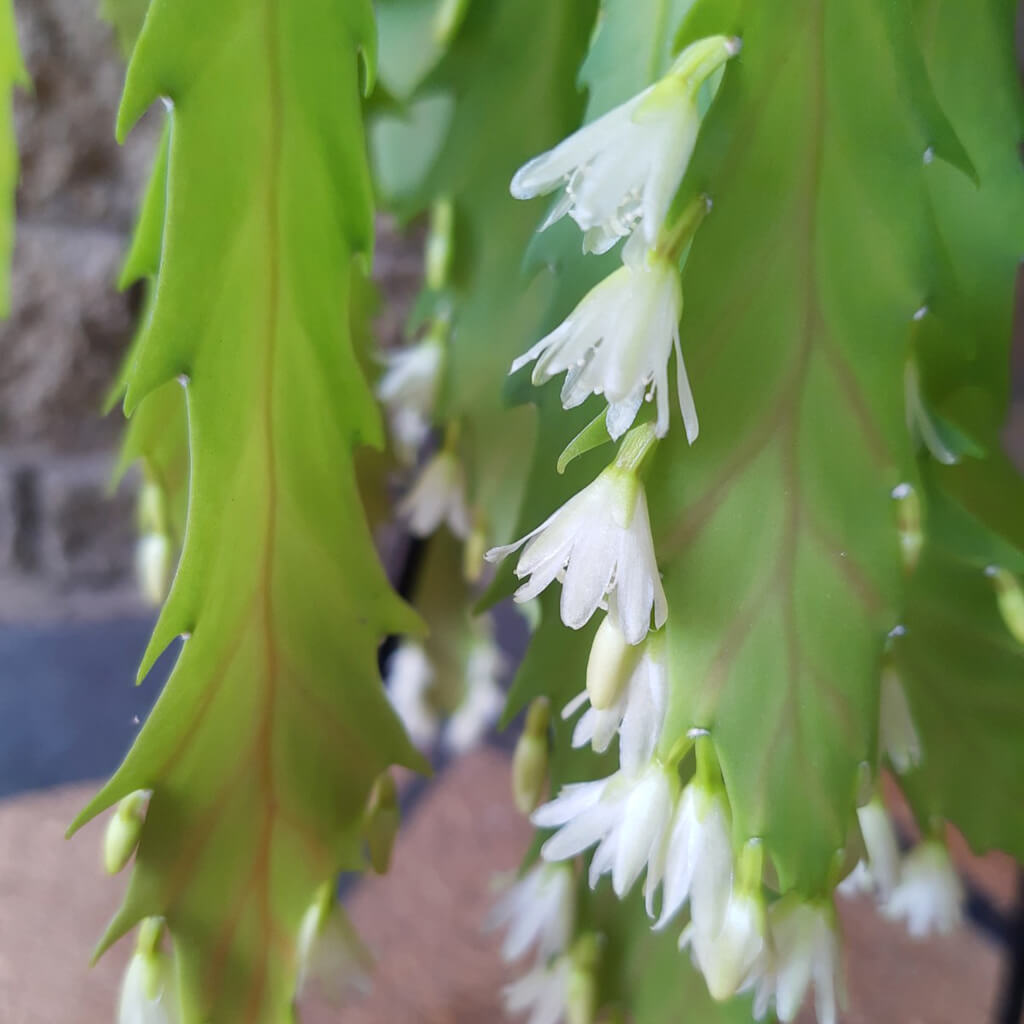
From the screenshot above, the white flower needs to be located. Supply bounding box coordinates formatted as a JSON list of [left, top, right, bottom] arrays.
[[563, 624, 667, 774], [485, 467, 666, 645], [503, 956, 572, 1024], [296, 891, 373, 1001], [377, 335, 443, 415], [882, 840, 963, 938], [836, 860, 873, 898], [119, 922, 177, 1024], [879, 663, 922, 773], [487, 863, 575, 963], [510, 251, 696, 442], [385, 643, 439, 750], [681, 889, 766, 1002], [645, 781, 733, 930], [398, 450, 470, 539], [533, 762, 674, 898], [444, 636, 506, 755], [753, 899, 843, 1024], [510, 36, 740, 254], [843, 799, 901, 899], [378, 336, 444, 463]]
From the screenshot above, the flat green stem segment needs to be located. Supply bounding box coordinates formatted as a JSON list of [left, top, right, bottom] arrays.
[[648, 0, 975, 891], [70, 3, 425, 1021]]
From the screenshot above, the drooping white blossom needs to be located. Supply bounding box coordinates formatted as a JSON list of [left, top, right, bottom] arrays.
[[385, 643, 439, 750], [118, 921, 177, 1024], [840, 799, 902, 899], [398, 449, 471, 539], [882, 840, 963, 938], [879, 662, 922, 773], [533, 762, 674, 898], [681, 888, 766, 1003], [296, 888, 373, 1002], [444, 633, 506, 755], [645, 781, 733, 931], [510, 36, 740, 254], [502, 955, 573, 1024], [563, 622, 667, 773], [485, 467, 666, 645], [509, 250, 697, 442], [377, 332, 444, 462], [752, 899, 843, 1024], [487, 863, 576, 963]]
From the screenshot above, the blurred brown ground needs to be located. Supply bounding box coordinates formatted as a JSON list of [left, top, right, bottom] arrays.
[[0, 749, 1014, 1023]]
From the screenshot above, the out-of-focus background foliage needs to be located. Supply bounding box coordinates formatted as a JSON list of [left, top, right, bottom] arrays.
[[0, 2, 1022, 1022]]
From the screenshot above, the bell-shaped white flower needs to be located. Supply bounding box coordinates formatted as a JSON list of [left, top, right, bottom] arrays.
[[503, 955, 572, 1024], [510, 36, 740, 254], [385, 643, 439, 750], [681, 888, 766, 1002], [645, 780, 733, 930], [510, 250, 696, 442], [753, 898, 843, 1024], [882, 840, 963, 937], [118, 920, 177, 1024], [296, 886, 373, 1001], [377, 334, 443, 416], [398, 450, 471, 539], [879, 662, 922, 773], [563, 621, 667, 773], [840, 799, 901, 899], [487, 863, 575, 963], [378, 333, 444, 463], [485, 464, 666, 645], [444, 634, 506, 755], [533, 762, 674, 898]]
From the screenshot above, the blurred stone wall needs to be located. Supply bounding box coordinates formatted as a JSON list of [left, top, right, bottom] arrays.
[[0, 0, 160, 621]]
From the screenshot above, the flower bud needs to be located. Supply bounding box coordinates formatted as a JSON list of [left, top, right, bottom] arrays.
[[425, 199, 454, 290], [297, 883, 373, 1000], [880, 660, 921, 773], [512, 698, 550, 814], [986, 565, 1024, 645], [463, 520, 487, 583], [135, 533, 172, 606], [891, 482, 923, 573], [586, 615, 642, 710], [432, 0, 470, 47], [104, 790, 148, 876], [364, 771, 400, 875], [566, 933, 600, 1024], [119, 918, 177, 1023]]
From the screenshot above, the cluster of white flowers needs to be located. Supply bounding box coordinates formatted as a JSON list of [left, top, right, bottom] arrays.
[[508, 34, 740, 444], [838, 800, 964, 941]]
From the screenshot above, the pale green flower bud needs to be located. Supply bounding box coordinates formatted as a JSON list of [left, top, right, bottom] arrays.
[[433, 0, 470, 47], [512, 698, 550, 814], [586, 615, 642, 710], [986, 565, 1024, 645], [566, 933, 600, 1024], [891, 483, 923, 573], [364, 771, 400, 875], [104, 790, 148, 876], [425, 199, 454, 290]]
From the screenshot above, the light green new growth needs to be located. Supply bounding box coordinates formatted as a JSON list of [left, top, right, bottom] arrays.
[[0, 0, 25, 317], [72, 2, 427, 1022]]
